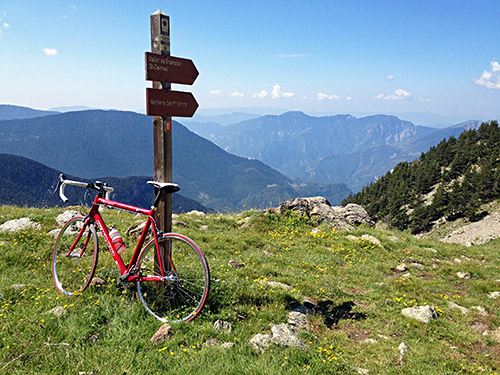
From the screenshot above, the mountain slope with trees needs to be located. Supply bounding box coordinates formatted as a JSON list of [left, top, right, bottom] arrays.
[[0, 109, 350, 211], [0, 154, 208, 212], [343, 121, 500, 233]]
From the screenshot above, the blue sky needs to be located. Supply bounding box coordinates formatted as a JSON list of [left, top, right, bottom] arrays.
[[0, 1, 499, 122]]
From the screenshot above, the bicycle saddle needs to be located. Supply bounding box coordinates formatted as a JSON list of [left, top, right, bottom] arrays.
[[147, 181, 180, 194]]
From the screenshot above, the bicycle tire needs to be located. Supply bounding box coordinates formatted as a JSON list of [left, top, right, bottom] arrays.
[[135, 233, 210, 323], [52, 216, 99, 296]]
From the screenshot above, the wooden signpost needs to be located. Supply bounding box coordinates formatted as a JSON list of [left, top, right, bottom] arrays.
[[146, 10, 198, 235]]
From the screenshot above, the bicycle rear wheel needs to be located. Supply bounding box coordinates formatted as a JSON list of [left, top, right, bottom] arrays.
[[136, 233, 210, 323], [52, 216, 99, 296]]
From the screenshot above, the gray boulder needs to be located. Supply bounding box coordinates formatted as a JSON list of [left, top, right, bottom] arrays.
[[278, 197, 374, 230], [0, 218, 41, 232]]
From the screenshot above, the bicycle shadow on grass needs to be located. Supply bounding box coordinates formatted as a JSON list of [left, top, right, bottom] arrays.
[[286, 297, 367, 329]]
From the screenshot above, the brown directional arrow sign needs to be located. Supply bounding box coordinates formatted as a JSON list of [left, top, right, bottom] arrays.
[[146, 88, 199, 117], [145, 52, 199, 85]]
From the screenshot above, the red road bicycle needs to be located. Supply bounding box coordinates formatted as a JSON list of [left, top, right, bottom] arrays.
[[52, 174, 210, 323]]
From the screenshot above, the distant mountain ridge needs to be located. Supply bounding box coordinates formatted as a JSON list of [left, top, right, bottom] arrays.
[[181, 111, 483, 191], [0, 108, 350, 211], [0, 154, 208, 212], [0, 104, 58, 120]]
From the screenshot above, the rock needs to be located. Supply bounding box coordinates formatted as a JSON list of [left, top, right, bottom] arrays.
[[55, 210, 80, 226], [491, 327, 500, 342], [187, 210, 206, 217], [361, 234, 381, 245], [11, 283, 26, 290], [447, 301, 469, 315], [456, 272, 470, 279], [125, 221, 147, 236], [249, 333, 271, 353], [352, 367, 370, 374], [173, 220, 188, 227], [258, 280, 294, 291], [220, 342, 235, 349], [401, 306, 438, 323], [228, 260, 245, 268], [213, 320, 232, 333], [453, 258, 462, 263], [262, 250, 273, 257], [471, 306, 488, 316], [394, 263, 409, 272], [471, 322, 489, 335], [204, 338, 218, 347], [239, 223, 252, 229], [0, 218, 41, 232], [402, 272, 411, 278], [425, 247, 438, 253], [199, 225, 209, 231], [278, 197, 374, 230], [91, 277, 105, 286], [47, 306, 66, 317], [346, 235, 359, 241], [287, 311, 308, 328], [411, 262, 425, 269], [270, 323, 306, 348], [362, 338, 378, 344], [487, 291, 500, 299], [48, 229, 61, 238], [150, 324, 173, 344], [343, 204, 375, 226], [292, 302, 317, 315], [397, 342, 410, 364]]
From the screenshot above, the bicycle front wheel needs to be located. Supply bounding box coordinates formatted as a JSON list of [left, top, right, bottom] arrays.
[[136, 233, 210, 323], [52, 216, 99, 296]]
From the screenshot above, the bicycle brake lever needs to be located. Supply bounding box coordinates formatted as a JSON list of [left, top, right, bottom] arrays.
[[53, 173, 65, 194]]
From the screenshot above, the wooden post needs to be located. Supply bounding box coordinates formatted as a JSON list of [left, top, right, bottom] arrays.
[[150, 10, 172, 235]]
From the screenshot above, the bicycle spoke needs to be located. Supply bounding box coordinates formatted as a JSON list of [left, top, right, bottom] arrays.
[[136, 234, 209, 323], [52, 217, 98, 296]]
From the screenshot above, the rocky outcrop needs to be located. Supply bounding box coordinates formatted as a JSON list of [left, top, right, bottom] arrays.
[[278, 197, 374, 230], [0, 217, 41, 232]]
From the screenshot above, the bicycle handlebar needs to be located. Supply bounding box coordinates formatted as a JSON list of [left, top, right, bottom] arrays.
[[55, 174, 114, 203]]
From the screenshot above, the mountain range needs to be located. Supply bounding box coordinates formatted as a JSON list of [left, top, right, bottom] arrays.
[[182, 112, 483, 191], [0, 106, 350, 211]]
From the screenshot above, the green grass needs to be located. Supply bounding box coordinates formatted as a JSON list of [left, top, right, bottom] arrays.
[[0, 205, 499, 374]]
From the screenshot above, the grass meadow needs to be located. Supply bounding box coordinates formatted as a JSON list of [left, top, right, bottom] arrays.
[[0, 205, 499, 374]]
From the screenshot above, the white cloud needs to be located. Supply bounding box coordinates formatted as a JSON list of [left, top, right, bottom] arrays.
[[385, 75, 394, 81], [3, 22, 9, 29], [230, 91, 244, 97], [252, 90, 268, 98], [473, 60, 500, 89], [375, 88, 412, 100], [43, 48, 58, 56], [317, 92, 341, 100], [210, 89, 222, 95], [270, 83, 295, 99]]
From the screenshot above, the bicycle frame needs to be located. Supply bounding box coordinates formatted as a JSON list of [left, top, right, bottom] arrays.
[[78, 194, 170, 282]]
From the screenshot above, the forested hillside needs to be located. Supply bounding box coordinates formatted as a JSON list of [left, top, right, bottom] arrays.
[[343, 121, 500, 233], [0, 154, 208, 213]]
